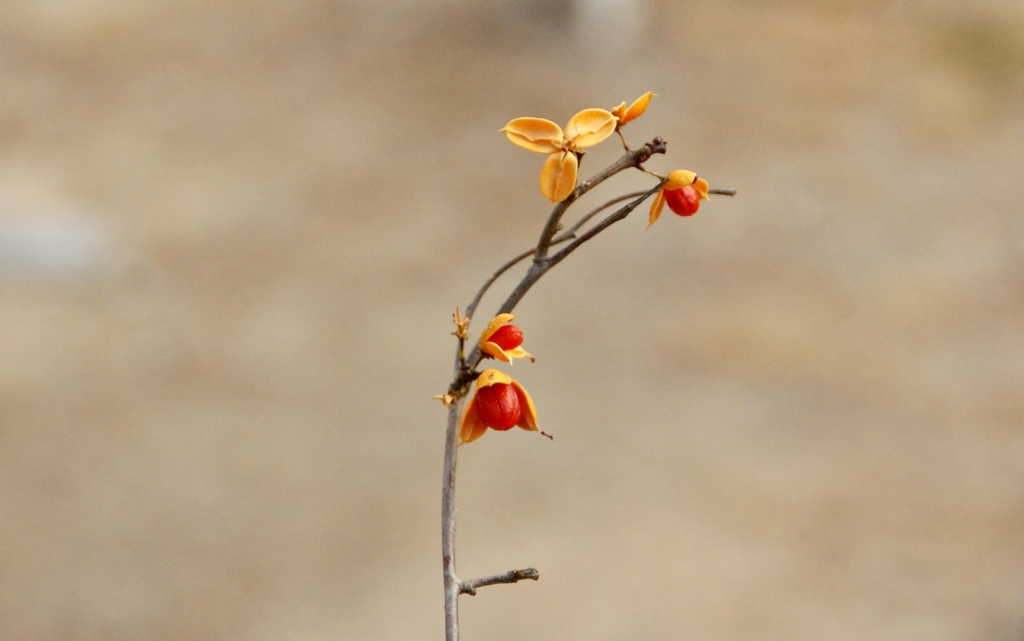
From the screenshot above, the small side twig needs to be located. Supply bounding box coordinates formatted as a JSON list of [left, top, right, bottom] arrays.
[[464, 248, 535, 322], [463, 190, 647, 321], [546, 180, 665, 267], [460, 568, 540, 596], [459, 182, 664, 375], [615, 129, 630, 151], [563, 190, 648, 238], [534, 138, 667, 261]]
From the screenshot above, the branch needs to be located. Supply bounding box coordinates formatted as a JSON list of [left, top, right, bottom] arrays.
[[460, 568, 540, 596], [563, 190, 648, 238], [463, 190, 648, 321], [547, 180, 665, 267], [534, 138, 667, 261], [464, 248, 535, 322], [457, 183, 664, 377]]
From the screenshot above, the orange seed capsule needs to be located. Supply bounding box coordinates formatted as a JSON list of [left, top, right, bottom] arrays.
[[475, 383, 521, 431], [664, 185, 701, 216], [487, 324, 524, 351]]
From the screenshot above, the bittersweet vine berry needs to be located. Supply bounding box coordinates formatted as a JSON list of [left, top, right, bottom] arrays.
[[475, 382, 521, 430], [459, 369, 541, 444], [648, 170, 710, 227], [479, 313, 534, 363], [488, 325, 522, 350]]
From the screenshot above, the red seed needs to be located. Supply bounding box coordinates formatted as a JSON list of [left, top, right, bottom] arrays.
[[488, 324, 524, 351], [475, 383, 521, 431], [664, 185, 700, 216]]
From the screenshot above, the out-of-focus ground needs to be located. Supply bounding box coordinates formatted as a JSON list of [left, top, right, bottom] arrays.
[[1, 0, 1023, 639]]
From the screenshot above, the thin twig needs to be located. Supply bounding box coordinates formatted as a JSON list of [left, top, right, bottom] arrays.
[[534, 138, 667, 261], [464, 248, 535, 322], [563, 190, 648, 238], [454, 315, 466, 372], [463, 191, 647, 322], [709, 188, 736, 196], [615, 129, 630, 151], [458, 183, 664, 377], [460, 569, 540, 596], [546, 180, 666, 268]]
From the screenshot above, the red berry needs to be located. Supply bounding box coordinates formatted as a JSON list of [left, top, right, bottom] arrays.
[[488, 324, 524, 351], [664, 185, 700, 216], [475, 383, 521, 430]]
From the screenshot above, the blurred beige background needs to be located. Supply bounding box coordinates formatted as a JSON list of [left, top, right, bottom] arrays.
[[1, 0, 1023, 639]]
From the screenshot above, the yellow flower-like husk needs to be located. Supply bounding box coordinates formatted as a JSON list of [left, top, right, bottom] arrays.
[[665, 170, 698, 191], [503, 108, 617, 202], [694, 178, 710, 200], [502, 118, 563, 153], [648, 170, 710, 227], [479, 313, 534, 363], [563, 108, 617, 148], [479, 314, 515, 343], [540, 151, 579, 202], [648, 189, 666, 227], [459, 369, 540, 444], [612, 92, 656, 126]]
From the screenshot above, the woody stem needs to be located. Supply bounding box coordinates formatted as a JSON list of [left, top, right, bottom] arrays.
[[463, 190, 647, 322], [546, 180, 666, 266], [442, 397, 464, 641], [533, 138, 667, 261], [443, 138, 668, 641], [461, 182, 664, 373]]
